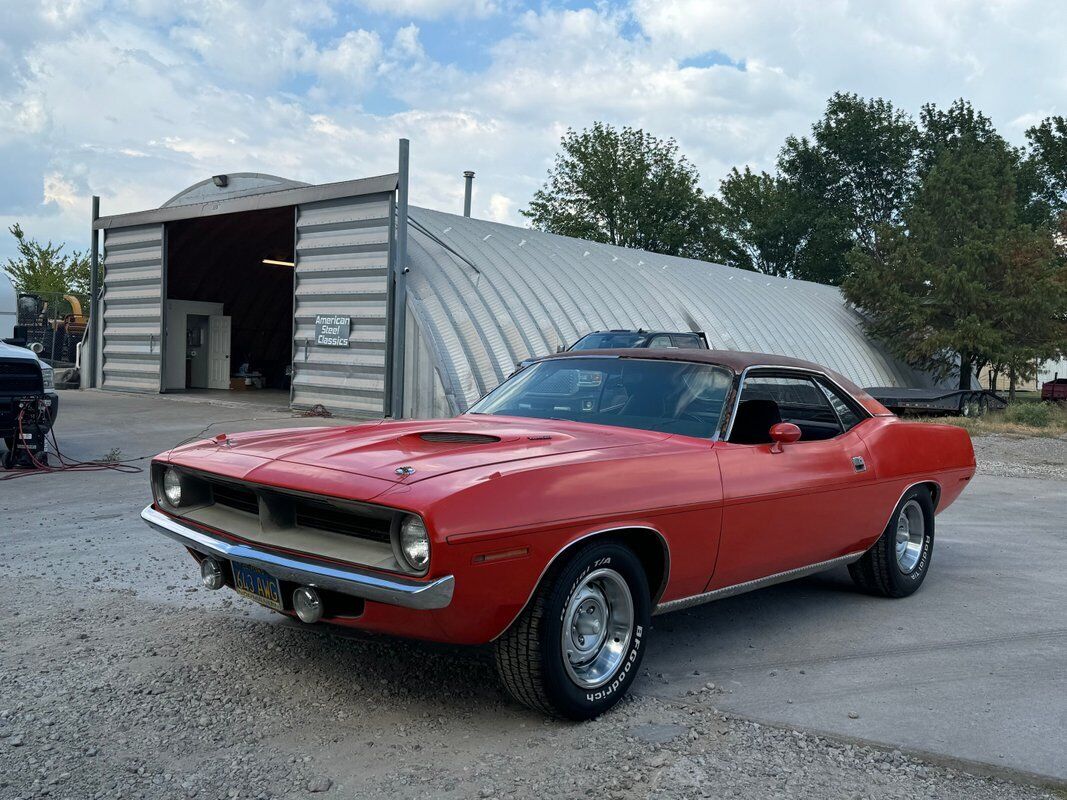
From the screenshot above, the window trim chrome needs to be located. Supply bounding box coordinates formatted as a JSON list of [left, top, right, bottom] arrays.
[[721, 364, 874, 444], [467, 355, 734, 437]]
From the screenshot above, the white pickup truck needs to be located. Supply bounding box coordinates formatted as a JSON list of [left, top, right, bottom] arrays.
[[1, 340, 58, 461]]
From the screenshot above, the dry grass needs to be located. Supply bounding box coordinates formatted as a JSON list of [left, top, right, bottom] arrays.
[[909, 401, 1067, 438]]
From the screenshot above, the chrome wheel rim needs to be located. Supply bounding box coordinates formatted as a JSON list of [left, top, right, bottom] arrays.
[[895, 500, 925, 573], [561, 568, 634, 689]]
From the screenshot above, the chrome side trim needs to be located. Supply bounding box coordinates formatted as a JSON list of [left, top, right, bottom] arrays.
[[653, 550, 865, 615], [489, 525, 671, 641], [721, 364, 874, 443], [141, 506, 454, 610]]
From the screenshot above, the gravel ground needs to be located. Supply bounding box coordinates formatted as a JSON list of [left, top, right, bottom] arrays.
[[0, 575, 1060, 800], [971, 434, 1067, 481], [2, 393, 1063, 800]]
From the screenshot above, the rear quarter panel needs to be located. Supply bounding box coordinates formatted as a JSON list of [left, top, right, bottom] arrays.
[[856, 417, 976, 519]]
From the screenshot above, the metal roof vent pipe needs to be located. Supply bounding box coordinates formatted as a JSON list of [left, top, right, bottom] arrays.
[[462, 171, 475, 217]]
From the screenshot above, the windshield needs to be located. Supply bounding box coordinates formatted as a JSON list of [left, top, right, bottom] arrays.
[[468, 357, 733, 438], [569, 332, 646, 350]]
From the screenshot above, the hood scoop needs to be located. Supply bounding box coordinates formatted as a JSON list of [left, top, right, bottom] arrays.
[[418, 432, 501, 444]]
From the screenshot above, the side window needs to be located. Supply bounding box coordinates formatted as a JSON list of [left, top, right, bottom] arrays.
[[647, 334, 676, 348], [729, 374, 843, 444], [671, 334, 702, 348], [816, 379, 864, 432]]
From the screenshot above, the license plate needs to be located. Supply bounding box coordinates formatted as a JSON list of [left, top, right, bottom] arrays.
[[231, 560, 283, 611]]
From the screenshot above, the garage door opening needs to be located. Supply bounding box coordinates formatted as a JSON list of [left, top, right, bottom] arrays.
[[163, 206, 295, 406]]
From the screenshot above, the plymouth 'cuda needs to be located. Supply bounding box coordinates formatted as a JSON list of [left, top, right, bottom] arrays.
[[143, 351, 975, 719]]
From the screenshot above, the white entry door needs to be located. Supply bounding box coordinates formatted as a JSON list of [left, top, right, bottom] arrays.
[[208, 315, 231, 390]]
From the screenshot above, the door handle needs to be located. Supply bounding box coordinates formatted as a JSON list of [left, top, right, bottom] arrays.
[[851, 456, 866, 473]]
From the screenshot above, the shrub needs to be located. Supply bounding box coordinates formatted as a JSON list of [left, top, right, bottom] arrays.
[[1003, 402, 1052, 428]]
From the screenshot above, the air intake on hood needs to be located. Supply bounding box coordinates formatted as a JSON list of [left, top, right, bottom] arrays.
[[419, 432, 501, 444]]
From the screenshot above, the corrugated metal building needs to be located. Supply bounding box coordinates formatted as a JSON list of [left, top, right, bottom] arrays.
[[87, 143, 930, 419]]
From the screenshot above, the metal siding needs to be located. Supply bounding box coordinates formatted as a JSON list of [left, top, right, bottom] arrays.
[[291, 194, 393, 416], [100, 224, 164, 392], [403, 307, 453, 418], [404, 207, 932, 415], [95, 173, 400, 231]]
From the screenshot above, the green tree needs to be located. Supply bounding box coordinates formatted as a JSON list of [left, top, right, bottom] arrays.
[[917, 99, 1003, 171], [1025, 115, 1067, 220], [4, 223, 91, 296], [708, 93, 919, 284], [780, 93, 919, 255], [702, 167, 805, 278], [986, 226, 1067, 399], [919, 99, 1052, 226], [522, 122, 707, 257], [844, 139, 1025, 389]]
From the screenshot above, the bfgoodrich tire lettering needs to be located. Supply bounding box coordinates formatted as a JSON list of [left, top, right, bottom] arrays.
[[494, 541, 651, 720], [849, 486, 935, 598]]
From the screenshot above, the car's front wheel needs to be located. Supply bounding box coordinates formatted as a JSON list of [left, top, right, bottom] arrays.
[[494, 541, 650, 720], [849, 486, 935, 598]]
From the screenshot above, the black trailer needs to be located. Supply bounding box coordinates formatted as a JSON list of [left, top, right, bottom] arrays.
[[865, 387, 1007, 417]]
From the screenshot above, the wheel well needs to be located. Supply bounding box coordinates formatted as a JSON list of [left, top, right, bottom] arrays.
[[603, 528, 670, 605], [919, 481, 941, 509]]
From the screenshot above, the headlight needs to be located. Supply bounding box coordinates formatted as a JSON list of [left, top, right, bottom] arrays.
[[40, 366, 54, 390], [399, 516, 430, 572], [162, 468, 183, 506]]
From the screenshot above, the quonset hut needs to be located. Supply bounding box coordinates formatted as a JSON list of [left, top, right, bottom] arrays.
[[86, 141, 929, 419], [403, 207, 928, 417]]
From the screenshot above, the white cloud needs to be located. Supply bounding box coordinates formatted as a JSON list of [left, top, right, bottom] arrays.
[[390, 24, 424, 60], [2, 0, 1066, 265], [355, 0, 497, 19], [314, 29, 384, 88], [487, 192, 512, 223]]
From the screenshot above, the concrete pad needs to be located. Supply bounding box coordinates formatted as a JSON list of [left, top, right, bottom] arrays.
[[641, 474, 1067, 782]]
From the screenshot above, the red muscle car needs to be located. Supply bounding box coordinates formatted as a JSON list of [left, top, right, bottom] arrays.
[[143, 351, 975, 719]]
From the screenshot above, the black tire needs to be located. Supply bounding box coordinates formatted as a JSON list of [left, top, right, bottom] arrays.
[[494, 541, 651, 720], [849, 486, 935, 598]]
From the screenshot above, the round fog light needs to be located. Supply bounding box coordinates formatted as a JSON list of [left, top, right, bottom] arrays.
[[293, 586, 323, 624], [200, 558, 225, 590]]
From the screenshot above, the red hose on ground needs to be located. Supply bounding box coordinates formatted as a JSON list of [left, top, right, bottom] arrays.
[[0, 405, 143, 480]]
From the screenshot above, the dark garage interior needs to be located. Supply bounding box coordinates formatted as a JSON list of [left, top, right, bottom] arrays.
[[164, 206, 295, 396]]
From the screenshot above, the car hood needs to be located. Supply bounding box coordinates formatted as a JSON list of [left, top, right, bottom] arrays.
[[168, 416, 672, 486]]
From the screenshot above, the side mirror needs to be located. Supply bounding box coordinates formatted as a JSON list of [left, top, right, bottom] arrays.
[[769, 422, 801, 453]]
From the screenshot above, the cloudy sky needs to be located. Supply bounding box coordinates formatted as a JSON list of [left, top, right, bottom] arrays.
[[1, 0, 1064, 263]]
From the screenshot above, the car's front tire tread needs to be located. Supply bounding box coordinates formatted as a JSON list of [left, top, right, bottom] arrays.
[[494, 540, 650, 719], [494, 576, 555, 716]]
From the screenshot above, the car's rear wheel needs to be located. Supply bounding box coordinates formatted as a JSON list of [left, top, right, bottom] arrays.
[[848, 486, 935, 598], [494, 541, 650, 720]]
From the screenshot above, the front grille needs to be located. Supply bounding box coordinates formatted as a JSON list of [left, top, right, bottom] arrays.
[[294, 497, 392, 543], [210, 482, 260, 515], [419, 432, 500, 444], [0, 361, 43, 394], [193, 472, 395, 545]]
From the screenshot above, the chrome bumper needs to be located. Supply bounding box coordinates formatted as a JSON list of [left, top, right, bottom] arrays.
[[140, 505, 454, 610]]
